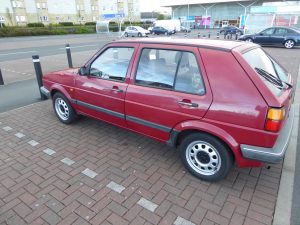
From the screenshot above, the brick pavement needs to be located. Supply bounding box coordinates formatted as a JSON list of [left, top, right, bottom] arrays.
[[0, 101, 283, 225]]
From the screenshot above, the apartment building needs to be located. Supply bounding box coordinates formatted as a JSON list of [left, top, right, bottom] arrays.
[[0, 0, 140, 25]]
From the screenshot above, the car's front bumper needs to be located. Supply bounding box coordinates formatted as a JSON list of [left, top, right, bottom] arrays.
[[40, 86, 50, 98], [240, 105, 294, 163]]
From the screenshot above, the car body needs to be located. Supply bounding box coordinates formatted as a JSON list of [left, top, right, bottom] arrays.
[[220, 25, 244, 35], [180, 26, 191, 33], [41, 38, 294, 181], [151, 26, 174, 35], [124, 26, 150, 37], [239, 26, 300, 48]]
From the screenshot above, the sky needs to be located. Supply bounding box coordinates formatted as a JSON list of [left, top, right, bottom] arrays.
[[140, 0, 171, 13]]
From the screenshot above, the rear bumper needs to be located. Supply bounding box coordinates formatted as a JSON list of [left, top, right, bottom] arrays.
[[240, 105, 294, 163]]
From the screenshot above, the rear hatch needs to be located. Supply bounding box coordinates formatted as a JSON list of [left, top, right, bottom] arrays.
[[233, 45, 294, 133]]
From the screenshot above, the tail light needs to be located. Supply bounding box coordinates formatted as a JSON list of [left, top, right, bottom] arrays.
[[265, 107, 285, 132]]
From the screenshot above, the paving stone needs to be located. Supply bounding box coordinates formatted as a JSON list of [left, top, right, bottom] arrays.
[[43, 148, 56, 156], [106, 181, 125, 193], [174, 216, 196, 225], [137, 197, 158, 212], [15, 132, 25, 138], [82, 168, 98, 179], [28, 140, 39, 147], [61, 158, 75, 166], [3, 126, 12, 131]]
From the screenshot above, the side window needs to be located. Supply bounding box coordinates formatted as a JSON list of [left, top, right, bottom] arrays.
[[275, 28, 287, 35], [261, 28, 275, 35], [175, 52, 205, 95], [90, 47, 134, 81], [136, 49, 178, 89], [135, 48, 205, 95]]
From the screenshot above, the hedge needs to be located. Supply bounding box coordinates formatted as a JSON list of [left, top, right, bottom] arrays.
[[27, 23, 45, 27], [58, 22, 74, 26]]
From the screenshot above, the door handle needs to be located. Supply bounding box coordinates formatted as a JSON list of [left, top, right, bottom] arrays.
[[111, 86, 123, 93], [178, 101, 198, 108]]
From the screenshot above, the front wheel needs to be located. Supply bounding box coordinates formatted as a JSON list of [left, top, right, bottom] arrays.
[[245, 38, 253, 42], [124, 32, 128, 37], [180, 133, 233, 181], [138, 32, 142, 37], [284, 40, 295, 49], [53, 92, 77, 124]]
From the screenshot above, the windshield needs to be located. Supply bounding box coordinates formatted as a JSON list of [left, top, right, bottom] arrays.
[[243, 48, 289, 96]]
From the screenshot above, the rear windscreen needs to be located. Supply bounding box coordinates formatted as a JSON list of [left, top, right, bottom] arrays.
[[243, 48, 289, 96]]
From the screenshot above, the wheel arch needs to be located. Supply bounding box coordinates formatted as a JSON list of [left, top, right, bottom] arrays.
[[50, 84, 72, 101]]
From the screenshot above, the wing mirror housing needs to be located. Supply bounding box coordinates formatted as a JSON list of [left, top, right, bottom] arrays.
[[79, 66, 88, 76]]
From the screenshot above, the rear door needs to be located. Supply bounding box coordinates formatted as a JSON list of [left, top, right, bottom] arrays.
[[125, 44, 213, 142]]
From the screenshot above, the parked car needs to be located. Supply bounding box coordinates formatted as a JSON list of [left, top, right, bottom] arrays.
[[239, 26, 300, 49], [41, 38, 294, 181], [180, 26, 191, 33], [220, 25, 243, 35], [124, 26, 150, 37], [151, 26, 174, 35]]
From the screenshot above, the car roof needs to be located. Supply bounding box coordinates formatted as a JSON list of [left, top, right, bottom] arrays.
[[113, 38, 249, 51]]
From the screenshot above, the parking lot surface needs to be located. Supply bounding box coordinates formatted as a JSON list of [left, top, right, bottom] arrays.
[[0, 101, 284, 225], [0, 34, 300, 225]]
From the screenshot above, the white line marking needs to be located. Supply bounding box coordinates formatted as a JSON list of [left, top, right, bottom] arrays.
[[43, 148, 56, 156], [15, 132, 25, 138], [28, 140, 39, 146], [2, 126, 12, 131], [0, 51, 37, 56], [82, 168, 98, 178], [59, 44, 97, 50], [106, 181, 125, 193], [61, 158, 75, 166], [137, 197, 158, 212]]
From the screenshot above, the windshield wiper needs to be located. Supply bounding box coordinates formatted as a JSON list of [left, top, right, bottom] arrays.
[[255, 67, 293, 90]]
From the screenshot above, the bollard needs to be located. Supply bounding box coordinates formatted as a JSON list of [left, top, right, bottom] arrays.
[[0, 69, 4, 85], [184, 33, 187, 38], [217, 32, 220, 39], [235, 33, 238, 40], [32, 55, 47, 100], [65, 44, 73, 68], [230, 33, 232, 40], [208, 33, 211, 38], [198, 33, 200, 38], [224, 33, 226, 39]]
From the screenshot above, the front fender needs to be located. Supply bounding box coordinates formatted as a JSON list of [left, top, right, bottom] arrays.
[[172, 120, 262, 167], [49, 83, 73, 102]]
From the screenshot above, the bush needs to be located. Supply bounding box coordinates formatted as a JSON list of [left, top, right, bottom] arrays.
[[59, 22, 74, 26], [27, 22, 45, 27], [85, 22, 96, 26]]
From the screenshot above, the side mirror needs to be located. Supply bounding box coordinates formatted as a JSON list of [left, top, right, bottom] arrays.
[[79, 66, 88, 76]]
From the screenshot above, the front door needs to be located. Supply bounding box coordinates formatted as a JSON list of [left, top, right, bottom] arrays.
[[125, 44, 213, 142], [74, 44, 136, 128], [255, 28, 275, 45]]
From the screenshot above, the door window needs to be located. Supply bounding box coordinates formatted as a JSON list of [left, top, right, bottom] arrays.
[[135, 48, 205, 95], [275, 28, 287, 35], [261, 28, 275, 35], [90, 47, 134, 81]]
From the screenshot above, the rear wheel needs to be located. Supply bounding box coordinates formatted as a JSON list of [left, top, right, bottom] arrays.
[[124, 32, 128, 37], [180, 133, 233, 181], [52, 92, 77, 124], [138, 32, 142, 37], [284, 40, 295, 49]]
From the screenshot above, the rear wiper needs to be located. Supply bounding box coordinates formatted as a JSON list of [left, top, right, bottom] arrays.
[[255, 67, 293, 90]]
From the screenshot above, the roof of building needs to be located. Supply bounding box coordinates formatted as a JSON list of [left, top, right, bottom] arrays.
[[161, 0, 258, 7], [114, 38, 252, 51]]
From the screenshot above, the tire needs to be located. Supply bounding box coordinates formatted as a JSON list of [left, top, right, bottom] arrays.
[[52, 92, 77, 124], [245, 38, 253, 42], [179, 133, 234, 181], [284, 39, 295, 49], [124, 32, 128, 37], [138, 32, 142, 37]]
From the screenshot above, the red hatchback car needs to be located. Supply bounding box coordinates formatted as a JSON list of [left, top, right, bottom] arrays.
[[41, 38, 294, 181]]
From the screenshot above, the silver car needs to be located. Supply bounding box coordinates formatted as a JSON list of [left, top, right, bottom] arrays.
[[124, 26, 150, 37]]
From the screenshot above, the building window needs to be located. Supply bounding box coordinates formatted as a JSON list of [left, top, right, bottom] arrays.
[[42, 3, 47, 9], [76, 5, 80, 10], [93, 16, 97, 21], [16, 15, 26, 22], [68, 16, 72, 21], [56, 16, 60, 21], [36, 3, 40, 9]]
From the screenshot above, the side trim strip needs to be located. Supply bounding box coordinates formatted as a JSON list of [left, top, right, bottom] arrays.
[[76, 100, 125, 119], [126, 115, 171, 132]]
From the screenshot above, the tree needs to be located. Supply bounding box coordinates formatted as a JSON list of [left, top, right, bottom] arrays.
[[157, 14, 164, 20]]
